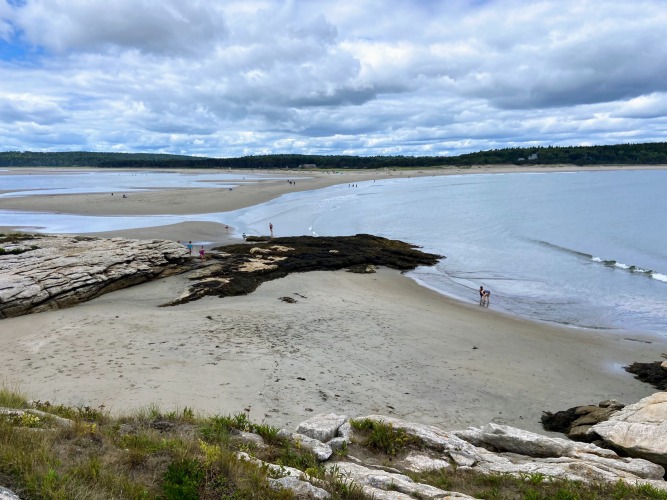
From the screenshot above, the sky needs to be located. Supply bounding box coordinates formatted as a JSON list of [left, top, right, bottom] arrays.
[[1, 0, 667, 158]]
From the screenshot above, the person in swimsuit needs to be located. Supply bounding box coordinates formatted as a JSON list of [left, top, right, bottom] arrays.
[[480, 286, 491, 306]]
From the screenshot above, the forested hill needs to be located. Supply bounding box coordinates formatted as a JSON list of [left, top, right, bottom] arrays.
[[0, 152, 198, 167], [2, 142, 667, 169]]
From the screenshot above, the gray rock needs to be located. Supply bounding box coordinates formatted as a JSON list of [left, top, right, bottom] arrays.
[[326, 437, 348, 451], [269, 476, 330, 499], [0, 407, 74, 428], [467, 451, 666, 489], [232, 430, 266, 449], [449, 450, 477, 467], [0, 235, 191, 318], [592, 392, 667, 468], [296, 413, 347, 442], [456, 423, 617, 459], [453, 423, 665, 487], [326, 462, 474, 499], [358, 415, 481, 458], [337, 421, 353, 440], [236, 452, 303, 479], [402, 451, 451, 473], [278, 430, 333, 461], [0, 486, 19, 500]]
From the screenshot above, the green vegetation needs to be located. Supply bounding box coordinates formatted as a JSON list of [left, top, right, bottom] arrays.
[[349, 418, 421, 456], [409, 469, 667, 500], [0, 233, 35, 255], [0, 151, 197, 168], [2, 142, 667, 169], [0, 389, 356, 499], [1, 389, 666, 499]]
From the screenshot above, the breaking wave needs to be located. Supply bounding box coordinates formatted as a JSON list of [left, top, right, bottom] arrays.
[[535, 240, 665, 283]]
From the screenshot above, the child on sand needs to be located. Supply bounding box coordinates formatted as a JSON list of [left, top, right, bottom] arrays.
[[199, 246, 206, 261]]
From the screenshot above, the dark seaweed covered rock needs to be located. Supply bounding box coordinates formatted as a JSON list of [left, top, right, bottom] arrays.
[[541, 400, 624, 442], [163, 234, 442, 306], [625, 362, 667, 390]]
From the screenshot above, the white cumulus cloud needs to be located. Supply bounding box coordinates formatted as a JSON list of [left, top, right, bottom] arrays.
[[1, 0, 666, 155]]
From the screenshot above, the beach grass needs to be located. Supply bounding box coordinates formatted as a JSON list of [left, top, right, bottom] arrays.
[[1, 388, 666, 499]]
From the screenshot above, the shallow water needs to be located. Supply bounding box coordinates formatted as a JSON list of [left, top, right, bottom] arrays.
[[1, 169, 666, 336], [221, 170, 667, 336], [0, 169, 276, 197]]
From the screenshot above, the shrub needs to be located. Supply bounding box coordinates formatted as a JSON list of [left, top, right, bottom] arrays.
[[162, 458, 204, 500]]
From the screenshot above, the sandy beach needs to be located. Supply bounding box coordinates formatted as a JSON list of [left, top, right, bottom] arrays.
[[0, 165, 664, 434]]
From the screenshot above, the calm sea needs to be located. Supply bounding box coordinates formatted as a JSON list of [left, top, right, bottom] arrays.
[[222, 170, 667, 336], [2, 169, 666, 336]]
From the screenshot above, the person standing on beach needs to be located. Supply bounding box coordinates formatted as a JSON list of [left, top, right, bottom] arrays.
[[187, 241, 193, 255], [269, 222, 274, 237], [199, 246, 206, 261], [479, 286, 485, 305]]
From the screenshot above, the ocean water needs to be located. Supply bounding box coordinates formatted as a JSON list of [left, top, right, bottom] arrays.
[[1, 169, 666, 336], [222, 170, 667, 336]]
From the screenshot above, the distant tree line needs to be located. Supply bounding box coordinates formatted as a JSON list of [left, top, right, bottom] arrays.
[[0, 151, 197, 167], [2, 142, 667, 169]]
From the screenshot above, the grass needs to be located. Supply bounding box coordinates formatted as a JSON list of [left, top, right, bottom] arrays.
[[0, 233, 36, 255], [0, 389, 361, 499], [349, 417, 421, 456], [410, 468, 667, 500], [1, 389, 666, 499]]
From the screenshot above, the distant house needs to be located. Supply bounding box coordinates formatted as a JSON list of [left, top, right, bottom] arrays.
[[298, 164, 317, 169], [527, 153, 538, 160]]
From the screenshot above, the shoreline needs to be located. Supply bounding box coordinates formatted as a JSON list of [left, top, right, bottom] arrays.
[[0, 265, 660, 434], [1, 165, 665, 433], [2, 164, 665, 335], [1, 164, 665, 337], [1, 164, 666, 219]]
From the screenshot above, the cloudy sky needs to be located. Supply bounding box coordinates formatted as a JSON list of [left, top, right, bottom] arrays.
[[1, 0, 666, 157]]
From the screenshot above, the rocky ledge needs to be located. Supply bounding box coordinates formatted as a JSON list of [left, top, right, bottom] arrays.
[[164, 234, 442, 306], [543, 391, 667, 471], [1, 233, 441, 318], [0, 234, 193, 319], [217, 400, 667, 498], [4, 399, 663, 498]]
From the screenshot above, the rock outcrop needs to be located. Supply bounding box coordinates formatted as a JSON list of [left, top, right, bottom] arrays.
[[0, 234, 193, 318], [3, 400, 667, 498], [541, 399, 624, 441], [165, 234, 442, 306], [592, 392, 667, 469], [1, 233, 442, 317], [254, 408, 667, 498], [626, 360, 667, 390]]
